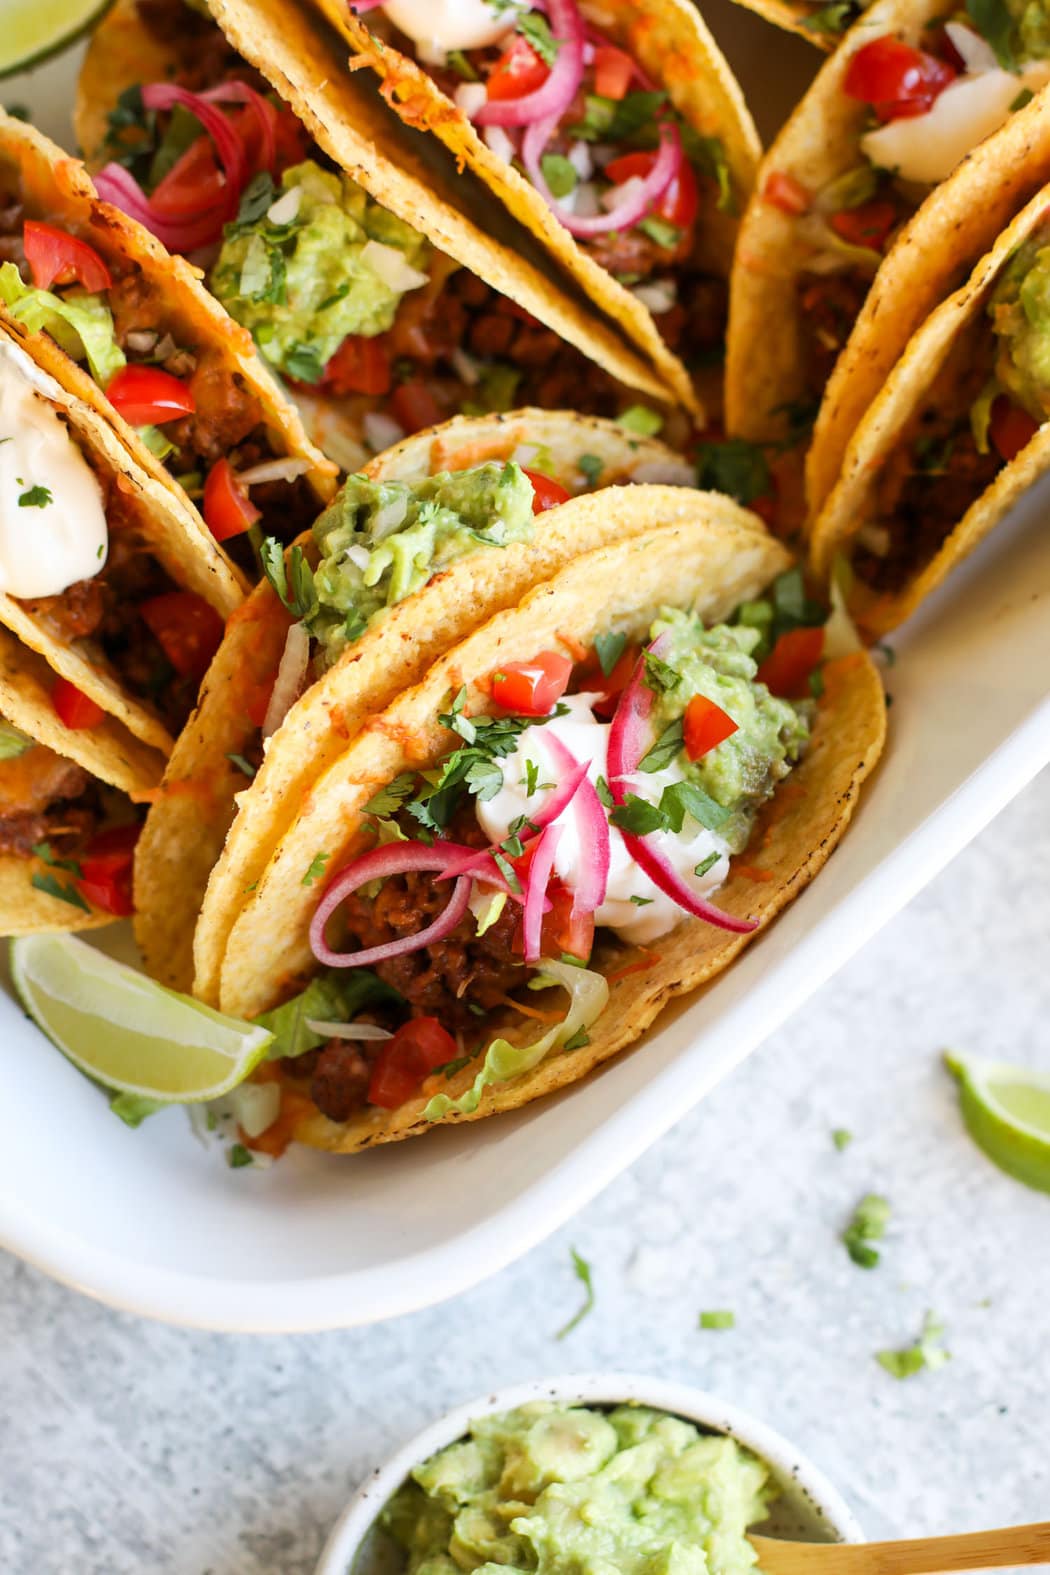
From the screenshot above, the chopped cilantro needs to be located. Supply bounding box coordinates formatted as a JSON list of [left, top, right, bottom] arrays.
[[31, 841, 82, 876], [594, 630, 626, 677], [260, 537, 316, 620], [409, 707, 564, 830], [609, 793, 666, 837], [699, 1310, 735, 1329], [569, 89, 667, 145], [492, 850, 522, 894], [694, 851, 720, 879], [638, 216, 681, 250], [832, 1127, 853, 1152], [18, 484, 52, 509], [619, 404, 663, 438], [696, 438, 770, 507], [966, 0, 1016, 69], [446, 49, 479, 80], [523, 758, 540, 797], [578, 453, 604, 487], [517, 11, 560, 64], [683, 130, 735, 213], [562, 1027, 591, 1052], [226, 753, 256, 778], [231, 171, 277, 228], [301, 851, 330, 887], [595, 776, 614, 810], [31, 871, 89, 912], [362, 772, 416, 818], [556, 1247, 596, 1338], [1011, 86, 1034, 111], [660, 780, 730, 834], [228, 1143, 255, 1169], [629, 895, 654, 906], [437, 1054, 472, 1078], [638, 718, 684, 774], [283, 343, 326, 384], [876, 1312, 950, 1379], [842, 1192, 890, 1269], [643, 651, 680, 694]]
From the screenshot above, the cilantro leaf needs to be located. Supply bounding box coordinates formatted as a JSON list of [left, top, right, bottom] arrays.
[[660, 779, 730, 834], [696, 438, 771, 507], [18, 484, 52, 509], [610, 793, 666, 837], [362, 772, 416, 818], [569, 89, 667, 144], [966, 0, 1017, 69], [638, 717, 684, 774], [643, 651, 680, 694], [301, 851, 330, 888], [516, 10, 560, 64], [594, 630, 626, 678], [31, 840, 82, 876], [556, 1247, 596, 1338], [228, 1143, 254, 1169], [842, 1192, 890, 1269], [694, 851, 720, 878], [260, 538, 316, 620], [31, 871, 89, 912], [283, 343, 326, 384], [578, 453, 604, 488]]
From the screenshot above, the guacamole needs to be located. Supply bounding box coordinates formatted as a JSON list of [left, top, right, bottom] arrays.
[[1004, 0, 1050, 60], [380, 1402, 774, 1575], [989, 230, 1050, 422], [650, 612, 811, 854], [211, 160, 430, 382], [307, 462, 536, 666]]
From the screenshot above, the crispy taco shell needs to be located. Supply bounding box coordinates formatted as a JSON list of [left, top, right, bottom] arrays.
[[0, 627, 154, 934], [0, 108, 336, 555], [809, 183, 1050, 636], [79, 0, 685, 409], [135, 410, 694, 995], [213, 509, 883, 1151], [314, 0, 762, 417], [726, 0, 1050, 508]]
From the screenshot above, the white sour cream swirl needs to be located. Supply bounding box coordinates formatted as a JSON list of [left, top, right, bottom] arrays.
[[0, 338, 107, 598], [477, 692, 731, 947], [382, 0, 523, 60]]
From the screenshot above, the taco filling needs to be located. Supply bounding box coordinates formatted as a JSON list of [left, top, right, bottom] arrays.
[[90, 0, 670, 467], [248, 573, 822, 1142], [0, 721, 140, 918], [351, 0, 735, 377], [0, 335, 226, 736]]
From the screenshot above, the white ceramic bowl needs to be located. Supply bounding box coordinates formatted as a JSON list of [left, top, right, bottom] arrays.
[[315, 1374, 863, 1575]]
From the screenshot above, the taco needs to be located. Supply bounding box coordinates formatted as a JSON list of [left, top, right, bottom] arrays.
[[0, 317, 243, 759], [810, 181, 1050, 636], [208, 507, 884, 1155], [0, 108, 336, 577], [0, 626, 158, 934], [77, 0, 693, 458], [134, 408, 695, 995], [309, 0, 762, 417], [725, 0, 1050, 528]]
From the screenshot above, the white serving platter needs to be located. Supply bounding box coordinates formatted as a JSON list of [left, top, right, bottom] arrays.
[[2, 11, 1050, 1334]]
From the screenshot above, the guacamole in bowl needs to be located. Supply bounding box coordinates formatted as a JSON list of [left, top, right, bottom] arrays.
[[316, 1377, 861, 1575]]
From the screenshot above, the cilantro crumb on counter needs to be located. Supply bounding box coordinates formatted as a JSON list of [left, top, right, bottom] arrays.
[[699, 1309, 736, 1330], [556, 1247, 596, 1339], [832, 1127, 853, 1151], [876, 1312, 951, 1379], [842, 1192, 890, 1268]]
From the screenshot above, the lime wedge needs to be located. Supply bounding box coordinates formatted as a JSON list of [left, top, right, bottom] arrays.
[[10, 934, 272, 1102], [0, 0, 113, 80], [945, 1051, 1050, 1195]]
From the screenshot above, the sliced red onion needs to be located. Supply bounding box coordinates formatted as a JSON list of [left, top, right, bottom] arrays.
[[607, 639, 756, 936], [350, 0, 386, 10], [304, 1018, 393, 1040], [94, 163, 226, 253], [522, 114, 681, 237], [522, 822, 561, 964], [310, 840, 475, 968], [202, 82, 278, 177], [262, 621, 310, 741], [544, 731, 609, 915], [475, 0, 585, 127], [436, 755, 589, 882], [142, 84, 248, 204]]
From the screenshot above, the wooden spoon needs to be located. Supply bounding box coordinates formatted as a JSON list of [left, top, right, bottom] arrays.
[[749, 1521, 1050, 1575]]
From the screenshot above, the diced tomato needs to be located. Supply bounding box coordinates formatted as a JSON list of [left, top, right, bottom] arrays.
[[486, 35, 550, 100], [829, 199, 898, 253], [106, 365, 196, 426], [604, 150, 700, 231], [140, 591, 225, 682], [539, 881, 595, 963], [367, 1017, 458, 1109], [51, 677, 104, 730], [843, 37, 956, 122], [591, 642, 640, 719], [593, 44, 635, 100], [683, 693, 739, 760], [762, 171, 811, 216], [491, 651, 573, 715], [391, 379, 442, 435], [75, 823, 140, 917], [203, 458, 261, 543], [989, 395, 1039, 464], [522, 469, 572, 514], [23, 222, 112, 293], [321, 334, 392, 396], [756, 626, 825, 697], [149, 136, 226, 219]]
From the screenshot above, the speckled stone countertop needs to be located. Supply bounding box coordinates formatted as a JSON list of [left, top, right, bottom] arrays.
[[2, 769, 1048, 1573]]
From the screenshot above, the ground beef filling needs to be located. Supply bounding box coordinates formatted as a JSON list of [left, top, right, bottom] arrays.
[[0, 746, 96, 857], [797, 270, 871, 400]]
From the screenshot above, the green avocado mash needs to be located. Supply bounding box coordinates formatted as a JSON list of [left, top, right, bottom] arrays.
[[211, 160, 430, 382], [649, 611, 811, 853], [988, 229, 1050, 422], [1004, 0, 1050, 61], [380, 1401, 774, 1575], [306, 461, 536, 667]]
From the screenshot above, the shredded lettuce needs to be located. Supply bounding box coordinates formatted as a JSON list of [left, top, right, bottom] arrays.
[[258, 969, 400, 1060], [424, 959, 609, 1121], [0, 262, 125, 386]]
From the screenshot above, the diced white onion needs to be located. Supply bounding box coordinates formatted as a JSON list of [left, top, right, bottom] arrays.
[[451, 346, 481, 386], [364, 411, 405, 453], [361, 239, 429, 294], [568, 140, 593, 181], [483, 125, 516, 164], [305, 1018, 394, 1041], [125, 330, 159, 354], [943, 21, 998, 72], [630, 458, 696, 486], [345, 543, 372, 570], [454, 82, 488, 117], [371, 494, 410, 538], [153, 333, 178, 362], [511, 443, 541, 468], [262, 620, 310, 741], [267, 185, 302, 226], [226, 1080, 281, 1139], [631, 280, 677, 315], [572, 181, 601, 218], [235, 457, 313, 486], [602, 175, 646, 213]]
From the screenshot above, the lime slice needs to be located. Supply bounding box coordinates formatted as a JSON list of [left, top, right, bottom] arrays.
[[10, 933, 272, 1102], [945, 1051, 1050, 1195], [0, 0, 113, 80]]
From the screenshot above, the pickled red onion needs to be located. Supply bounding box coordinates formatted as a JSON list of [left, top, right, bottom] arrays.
[[607, 641, 756, 935], [437, 753, 589, 882], [544, 731, 608, 914], [310, 840, 475, 967], [522, 113, 681, 237], [474, 0, 585, 127], [522, 822, 562, 963]]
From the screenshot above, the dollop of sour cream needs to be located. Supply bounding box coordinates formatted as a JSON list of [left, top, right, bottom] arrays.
[[860, 25, 1050, 186], [0, 339, 107, 599], [382, 0, 522, 60], [477, 692, 731, 947]]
